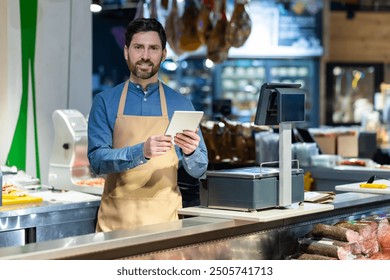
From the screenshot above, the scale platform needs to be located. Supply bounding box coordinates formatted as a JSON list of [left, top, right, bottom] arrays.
[[179, 202, 334, 222], [205, 166, 302, 179], [200, 166, 305, 211]]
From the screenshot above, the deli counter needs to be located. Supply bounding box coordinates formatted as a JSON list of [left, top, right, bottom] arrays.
[[0, 188, 100, 248], [1, 191, 390, 260]]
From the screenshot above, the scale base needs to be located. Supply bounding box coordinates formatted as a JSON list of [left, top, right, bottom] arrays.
[[200, 173, 304, 211], [179, 202, 334, 222]]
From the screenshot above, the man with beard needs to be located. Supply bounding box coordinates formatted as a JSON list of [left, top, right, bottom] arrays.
[[87, 18, 208, 232]]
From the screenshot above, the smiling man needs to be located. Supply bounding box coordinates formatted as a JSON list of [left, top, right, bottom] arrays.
[[87, 18, 208, 232]]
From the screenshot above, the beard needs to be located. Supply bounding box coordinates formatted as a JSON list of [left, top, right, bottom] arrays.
[[128, 57, 163, 80]]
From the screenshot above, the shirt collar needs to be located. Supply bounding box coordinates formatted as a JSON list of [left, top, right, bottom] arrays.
[[128, 80, 159, 95]]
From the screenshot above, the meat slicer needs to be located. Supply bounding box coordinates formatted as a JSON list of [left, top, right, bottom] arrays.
[[200, 83, 306, 211], [48, 109, 103, 195]]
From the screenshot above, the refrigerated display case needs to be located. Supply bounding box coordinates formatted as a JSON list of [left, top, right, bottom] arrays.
[[2, 192, 390, 260]]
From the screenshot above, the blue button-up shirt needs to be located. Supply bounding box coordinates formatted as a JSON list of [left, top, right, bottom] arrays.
[[87, 81, 208, 179]]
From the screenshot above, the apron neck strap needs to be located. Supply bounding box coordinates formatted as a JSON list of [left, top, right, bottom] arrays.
[[118, 81, 129, 116], [159, 82, 168, 117], [118, 81, 168, 117]]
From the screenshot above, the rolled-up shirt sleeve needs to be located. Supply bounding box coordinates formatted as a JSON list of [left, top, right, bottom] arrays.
[[181, 147, 208, 179]]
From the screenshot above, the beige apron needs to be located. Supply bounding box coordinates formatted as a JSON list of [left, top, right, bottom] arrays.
[[96, 81, 182, 232]]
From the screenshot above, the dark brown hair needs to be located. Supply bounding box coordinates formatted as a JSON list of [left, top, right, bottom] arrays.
[[125, 18, 167, 49]]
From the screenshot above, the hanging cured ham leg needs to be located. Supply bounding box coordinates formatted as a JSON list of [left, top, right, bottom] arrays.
[[165, 0, 184, 55], [206, 0, 230, 63], [197, 0, 214, 45], [226, 0, 252, 48], [134, 0, 145, 19], [179, 0, 202, 52], [150, 0, 158, 19]]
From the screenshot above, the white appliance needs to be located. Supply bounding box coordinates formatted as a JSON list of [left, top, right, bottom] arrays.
[[48, 109, 103, 195]]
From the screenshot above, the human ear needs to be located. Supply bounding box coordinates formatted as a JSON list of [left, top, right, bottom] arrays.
[[162, 48, 167, 61], [124, 45, 129, 62]]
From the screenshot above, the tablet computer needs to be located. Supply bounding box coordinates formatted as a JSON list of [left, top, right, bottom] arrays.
[[165, 111, 204, 136]]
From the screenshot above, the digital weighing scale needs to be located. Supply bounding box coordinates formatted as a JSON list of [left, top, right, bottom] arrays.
[[200, 165, 305, 211]]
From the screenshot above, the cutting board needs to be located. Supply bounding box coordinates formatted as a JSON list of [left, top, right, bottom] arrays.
[[335, 179, 390, 195], [2, 193, 43, 205]]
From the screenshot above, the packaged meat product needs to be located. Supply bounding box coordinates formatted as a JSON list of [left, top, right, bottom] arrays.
[[311, 223, 360, 243], [335, 220, 380, 257], [377, 218, 390, 251], [296, 253, 336, 260]]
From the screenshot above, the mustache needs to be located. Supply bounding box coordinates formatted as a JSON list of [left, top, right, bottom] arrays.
[[136, 59, 153, 66]]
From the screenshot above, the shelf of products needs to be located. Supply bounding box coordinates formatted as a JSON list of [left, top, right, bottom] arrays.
[[160, 58, 214, 117], [216, 58, 319, 126], [160, 57, 320, 127]]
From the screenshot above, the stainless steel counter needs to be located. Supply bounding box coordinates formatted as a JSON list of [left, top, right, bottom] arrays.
[[1, 192, 390, 260], [0, 190, 100, 248]]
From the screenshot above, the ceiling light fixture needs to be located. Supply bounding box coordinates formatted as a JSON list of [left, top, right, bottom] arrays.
[[90, 0, 102, 13]]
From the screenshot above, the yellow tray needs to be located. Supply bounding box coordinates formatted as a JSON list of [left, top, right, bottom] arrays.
[[2, 193, 43, 205]]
